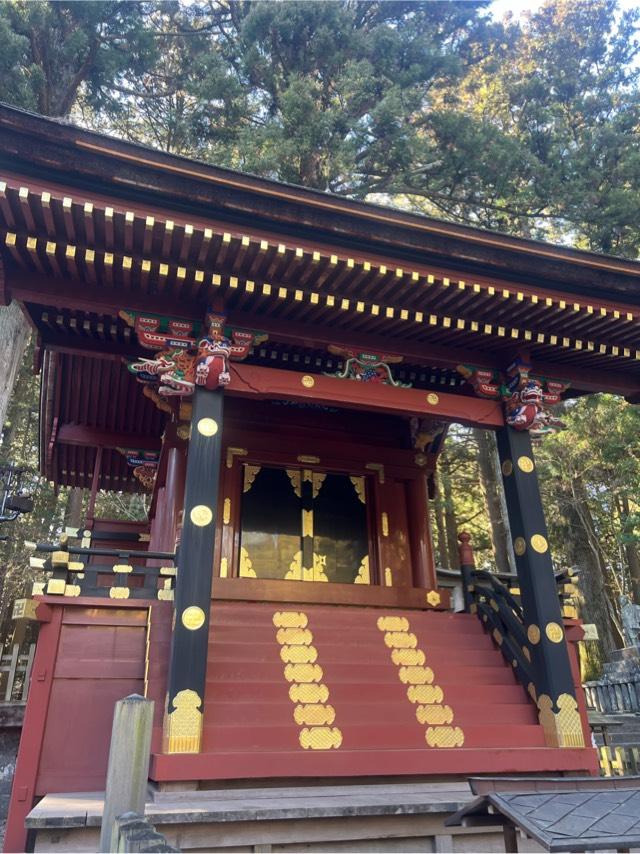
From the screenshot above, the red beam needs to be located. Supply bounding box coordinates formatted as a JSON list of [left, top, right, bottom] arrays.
[[228, 363, 504, 428], [226, 310, 640, 398], [56, 423, 162, 450]]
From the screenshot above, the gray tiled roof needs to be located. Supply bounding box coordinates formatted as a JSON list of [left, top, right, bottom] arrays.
[[447, 788, 640, 852]]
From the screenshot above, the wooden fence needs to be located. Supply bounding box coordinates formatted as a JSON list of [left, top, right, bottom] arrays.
[[0, 643, 35, 702], [598, 745, 640, 777], [584, 678, 640, 714]]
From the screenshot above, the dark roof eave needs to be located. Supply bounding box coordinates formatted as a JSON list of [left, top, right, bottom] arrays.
[[1, 102, 640, 303]]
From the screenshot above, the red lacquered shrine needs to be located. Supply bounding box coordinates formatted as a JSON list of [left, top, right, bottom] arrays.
[[5, 103, 640, 849]]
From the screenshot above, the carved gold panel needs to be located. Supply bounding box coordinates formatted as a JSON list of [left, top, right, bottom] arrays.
[[398, 665, 434, 685], [354, 555, 370, 585], [425, 726, 465, 748], [280, 645, 318, 664], [377, 616, 409, 632], [391, 648, 425, 666], [299, 726, 342, 750], [276, 627, 313, 646], [163, 689, 203, 754], [294, 704, 336, 725], [407, 685, 444, 705], [243, 465, 261, 493], [239, 547, 257, 578], [350, 476, 366, 504], [289, 683, 329, 704], [284, 663, 323, 683], [383, 631, 417, 649], [537, 693, 585, 748], [416, 704, 454, 725], [274, 611, 308, 628]]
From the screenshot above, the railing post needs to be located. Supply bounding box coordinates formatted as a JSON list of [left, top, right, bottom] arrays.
[[458, 532, 475, 613], [100, 694, 154, 853]]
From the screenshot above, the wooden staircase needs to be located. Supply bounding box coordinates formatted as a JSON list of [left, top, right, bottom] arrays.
[[150, 602, 598, 781]]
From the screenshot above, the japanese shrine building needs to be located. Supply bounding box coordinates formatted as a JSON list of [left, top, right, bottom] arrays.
[[2, 102, 638, 850]]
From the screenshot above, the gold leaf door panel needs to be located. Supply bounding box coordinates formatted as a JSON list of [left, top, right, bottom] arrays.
[[239, 464, 369, 583]]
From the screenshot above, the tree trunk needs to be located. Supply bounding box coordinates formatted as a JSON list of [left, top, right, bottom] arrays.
[[559, 477, 621, 676], [65, 488, 85, 530], [440, 455, 460, 570], [0, 302, 31, 437], [621, 495, 640, 603], [474, 428, 515, 576], [431, 472, 448, 568]]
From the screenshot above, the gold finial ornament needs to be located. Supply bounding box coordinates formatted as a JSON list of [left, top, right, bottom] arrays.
[[181, 606, 206, 631], [545, 621, 564, 643], [517, 455, 534, 473], [197, 417, 218, 436], [190, 505, 213, 526], [514, 537, 526, 556], [531, 534, 548, 553]]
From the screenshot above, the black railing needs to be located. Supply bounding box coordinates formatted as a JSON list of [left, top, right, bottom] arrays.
[[439, 532, 581, 699], [28, 529, 176, 601]]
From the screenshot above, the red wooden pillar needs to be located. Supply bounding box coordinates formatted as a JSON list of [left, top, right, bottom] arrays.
[[406, 472, 436, 589], [164, 445, 186, 552]]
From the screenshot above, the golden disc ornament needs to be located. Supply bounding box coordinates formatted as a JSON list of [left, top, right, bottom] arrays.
[[531, 534, 548, 554], [182, 606, 206, 631]]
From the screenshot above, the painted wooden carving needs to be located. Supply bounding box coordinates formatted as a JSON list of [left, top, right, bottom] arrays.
[[116, 448, 160, 491], [325, 346, 411, 387], [457, 356, 569, 437], [123, 310, 267, 397]]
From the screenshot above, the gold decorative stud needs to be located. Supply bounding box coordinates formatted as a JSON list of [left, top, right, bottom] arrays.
[[190, 505, 213, 527], [501, 460, 513, 476], [517, 456, 534, 473], [181, 606, 206, 630], [426, 393, 439, 405], [527, 624, 541, 644], [545, 622, 564, 643], [426, 590, 441, 607], [197, 417, 218, 437], [176, 423, 191, 440], [301, 375, 315, 388], [514, 536, 526, 556], [530, 534, 548, 554]]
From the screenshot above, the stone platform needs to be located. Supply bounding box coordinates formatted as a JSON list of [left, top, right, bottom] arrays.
[[26, 781, 516, 852]]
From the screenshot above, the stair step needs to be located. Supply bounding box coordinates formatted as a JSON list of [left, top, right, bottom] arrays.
[[200, 723, 547, 752], [207, 624, 496, 649], [205, 680, 528, 706], [206, 641, 502, 666], [206, 660, 515, 685], [205, 700, 538, 727]]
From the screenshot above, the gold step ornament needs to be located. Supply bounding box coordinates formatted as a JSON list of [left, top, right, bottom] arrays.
[[377, 614, 464, 749], [273, 610, 342, 751]]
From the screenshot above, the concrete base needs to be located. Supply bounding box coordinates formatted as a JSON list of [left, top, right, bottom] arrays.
[[26, 782, 548, 852]]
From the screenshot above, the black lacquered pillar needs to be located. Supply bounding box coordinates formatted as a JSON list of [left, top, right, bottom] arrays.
[[496, 426, 585, 748], [163, 387, 223, 753]]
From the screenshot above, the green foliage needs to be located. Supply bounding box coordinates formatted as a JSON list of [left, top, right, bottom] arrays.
[[0, 1, 158, 116], [0, 345, 67, 640]]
